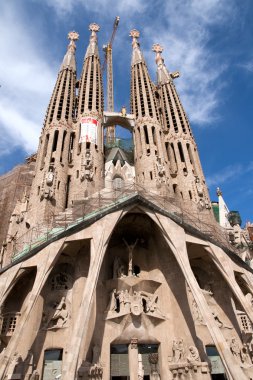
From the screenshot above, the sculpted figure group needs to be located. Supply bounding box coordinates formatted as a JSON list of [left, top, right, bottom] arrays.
[[106, 288, 165, 319]]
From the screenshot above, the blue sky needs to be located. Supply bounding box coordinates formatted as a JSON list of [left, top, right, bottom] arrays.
[[0, 0, 252, 225]]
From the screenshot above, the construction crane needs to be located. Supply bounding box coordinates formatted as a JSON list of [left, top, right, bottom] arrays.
[[102, 16, 120, 145]]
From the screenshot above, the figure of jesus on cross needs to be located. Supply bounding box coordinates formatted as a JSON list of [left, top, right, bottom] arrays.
[[123, 238, 138, 276]]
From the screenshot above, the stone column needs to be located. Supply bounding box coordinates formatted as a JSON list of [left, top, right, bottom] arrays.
[[0, 239, 65, 379], [61, 211, 123, 380], [154, 213, 248, 380], [128, 338, 139, 380]]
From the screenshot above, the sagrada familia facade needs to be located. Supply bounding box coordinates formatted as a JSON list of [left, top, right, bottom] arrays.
[[0, 22, 253, 380]]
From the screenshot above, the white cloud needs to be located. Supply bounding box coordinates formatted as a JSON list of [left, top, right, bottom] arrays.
[[0, 2, 57, 157], [40, 0, 145, 17], [142, 0, 236, 125], [239, 60, 253, 73], [206, 162, 253, 187]]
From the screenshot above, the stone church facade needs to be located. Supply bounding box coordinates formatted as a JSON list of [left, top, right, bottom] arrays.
[[0, 23, 253, 380]]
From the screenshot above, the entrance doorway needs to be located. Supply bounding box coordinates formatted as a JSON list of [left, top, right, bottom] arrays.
[[206, 346, 227, 380], [110, 344, 129, 379], [42, 349, 63, 380]]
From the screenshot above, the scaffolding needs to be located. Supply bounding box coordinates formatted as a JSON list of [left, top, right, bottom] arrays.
[[10, 183, 242, 263]]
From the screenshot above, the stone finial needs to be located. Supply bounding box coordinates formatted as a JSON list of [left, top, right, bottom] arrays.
[[66, 31, 79, 53], [152, 43, 164, 54], [89, 23, 100, 33], [216, 187, 222, 196], [68, 31, 79, 42], [152, 43, 164, 66], [130, 29, 140, 49]]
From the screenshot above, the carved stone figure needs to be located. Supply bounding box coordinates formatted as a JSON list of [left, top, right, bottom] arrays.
[[230, 337, 241, 360], [172, 338, 185, 363], [156, 158, 166, 183], [105, 288, 165, 320], [187, 346, 200, 363], [106, 289, 117, 312], [195, 176, 204, 196], [212, 310, 232, 329], [123, 238, 138, 276], [192, 299, 204, 325], [131, 291, 143, 316], [241, 344, 250, 364], [51, 271, 72, 291], [49, 296, 69, 328], [113, 257, 126, 278], [81, 151, 94, 181], [149, 353, 160, 380], [46, 167, 54, 185]]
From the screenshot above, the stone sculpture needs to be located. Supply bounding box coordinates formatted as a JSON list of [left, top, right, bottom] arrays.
[[172, 338, 185, 363], [187, 346, 200, 363], [49, 297, 69, 328]]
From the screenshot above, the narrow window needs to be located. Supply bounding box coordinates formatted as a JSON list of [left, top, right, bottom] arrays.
[[60, 130, 67, 163], [65, 175, 71, 209], [68, 132, 75, 163], [143, 125, 149, 145], [52, 130, 59, 153], [40, 134, 49, 169], [178, 142, 185, 162]]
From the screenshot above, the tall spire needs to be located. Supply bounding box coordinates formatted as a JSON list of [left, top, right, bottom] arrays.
[[85, 23, 100, 59], [60, 31, 79, 71], [130, 30, 170, 192], [44, 31, 78, 127], [152, 43, 212, 210], [130, 30, 159, 121], [69, 23, 104, 202], [77, 23, 103, 116], [152, 43, 180, 84], [130, 29, 144, 66]]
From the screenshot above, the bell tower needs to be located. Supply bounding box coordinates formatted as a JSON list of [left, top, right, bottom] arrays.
[[68, 23, 104, 203], [152, 43, 211, 210], [28, 31, 79, 224], [130, 30, 170, 192]]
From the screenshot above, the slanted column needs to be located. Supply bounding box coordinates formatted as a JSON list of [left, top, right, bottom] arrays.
[[155, 213, 248, 380]]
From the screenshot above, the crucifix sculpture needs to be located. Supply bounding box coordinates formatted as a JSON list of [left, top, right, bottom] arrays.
[[123, 238, 138, 276]]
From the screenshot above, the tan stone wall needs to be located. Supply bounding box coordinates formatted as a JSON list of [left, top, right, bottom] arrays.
[[0, 160, 35, 250]]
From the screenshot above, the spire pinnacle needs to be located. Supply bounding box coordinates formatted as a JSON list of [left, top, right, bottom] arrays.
[[152, 43, 164, 66], [60, 31, 79, 71], [129, 29, 144, 66], [85, 23, 100, 59], [152, 43, 180, 83]]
